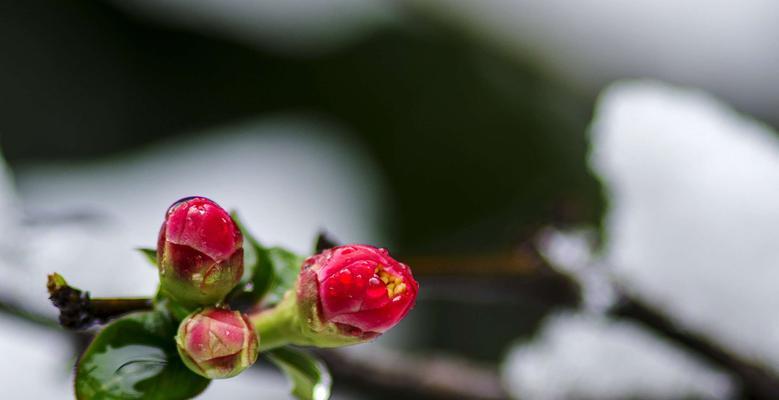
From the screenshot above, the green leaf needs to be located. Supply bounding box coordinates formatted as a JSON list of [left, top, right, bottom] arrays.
[[246, 239, 275, 305], [264, 247, 305, 305], [229, 212, 305, 308], [75, 310, 210, 400], [136, 248, 158, 267], [267, 347, 331, 400], [228, 212, 275, 307]]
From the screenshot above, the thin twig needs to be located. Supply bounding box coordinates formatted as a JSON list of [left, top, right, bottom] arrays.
[[611, 295, 779, 399], [47, 273, 152, 330], [316, 347, 509, 400]]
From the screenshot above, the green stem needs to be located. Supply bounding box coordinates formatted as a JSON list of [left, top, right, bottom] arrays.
[[250, 293, 306, 351], [250, 288, 376, 351]]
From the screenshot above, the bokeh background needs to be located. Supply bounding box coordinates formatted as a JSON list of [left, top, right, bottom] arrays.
[[1, 1, 779, 399]]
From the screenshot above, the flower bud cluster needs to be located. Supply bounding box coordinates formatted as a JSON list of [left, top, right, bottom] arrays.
[[154, 197, 418, 380]]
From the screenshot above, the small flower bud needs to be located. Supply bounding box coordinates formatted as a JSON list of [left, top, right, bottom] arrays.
[[297, 245, 418, 342], [176, 308, 259, 379], [158, 197, 243, 306]]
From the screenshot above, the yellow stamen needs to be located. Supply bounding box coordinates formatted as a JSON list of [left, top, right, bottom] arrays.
[[395, 283, 407, 295], [375, 264, 408, 297]]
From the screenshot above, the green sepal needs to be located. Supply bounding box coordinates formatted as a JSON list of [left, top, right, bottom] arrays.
[[154, 293, 197, 322], [136, 248, 158, 267], [251, 289, 374, 352], [313, 230, 340, 253]]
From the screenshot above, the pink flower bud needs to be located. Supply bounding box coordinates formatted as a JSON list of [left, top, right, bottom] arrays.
[[297, 245, 418, 338], [158, 197, 243, 306], [176, 308, 259, 379]]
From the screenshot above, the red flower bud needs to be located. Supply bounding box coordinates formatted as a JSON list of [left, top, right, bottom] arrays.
[[176, 308, 259, 379], [158, 197, 243, 306], [297, 245, 418, 337]]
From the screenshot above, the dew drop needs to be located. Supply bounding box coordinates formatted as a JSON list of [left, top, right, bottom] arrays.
[[338, 269, 353, 285], [366, 277, 387, 299]]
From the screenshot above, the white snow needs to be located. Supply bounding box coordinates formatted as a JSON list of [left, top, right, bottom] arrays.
[[591, 81, 779, 370], [0, 315, 73, 399], [537, 228, 615, 313], [503, 313, 734, 400]]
